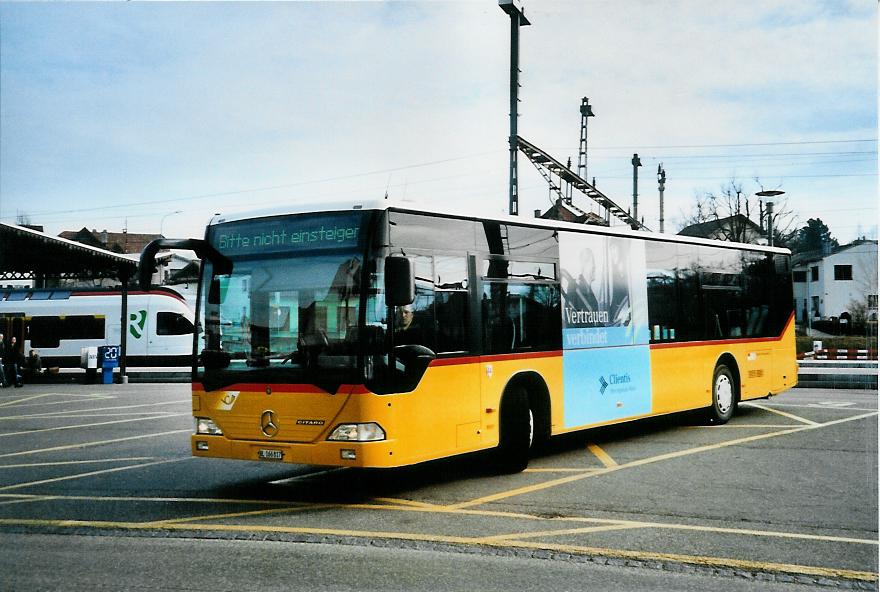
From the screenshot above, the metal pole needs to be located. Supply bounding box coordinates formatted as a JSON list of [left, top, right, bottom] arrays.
[[508, 11, 520, 216], [578, 97, 595, 182], [631, 153, 642, 226], [500, 1, 530, 216], [119, 268, 128, 383], [657, 163, 666, 234], [756, 190, 784, 247]]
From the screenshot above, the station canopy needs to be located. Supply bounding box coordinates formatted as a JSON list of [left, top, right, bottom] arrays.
[[0, 222, 137, 283]]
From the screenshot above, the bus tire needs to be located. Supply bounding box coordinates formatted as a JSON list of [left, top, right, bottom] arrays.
[[707, 363, 737, 424], [496, 384, 533, 473]]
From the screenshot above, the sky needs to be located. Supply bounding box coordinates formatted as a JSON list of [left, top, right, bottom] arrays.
[[1, 1, 877, 244]]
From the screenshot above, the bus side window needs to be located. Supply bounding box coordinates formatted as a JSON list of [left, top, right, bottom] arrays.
[[395, 256, 436, 351], [482, 282, 560, 354], [434, 256, 469, 353]]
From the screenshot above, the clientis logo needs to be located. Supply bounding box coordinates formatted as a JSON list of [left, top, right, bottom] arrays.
[[598, 373, 632, 395], [129, 310, 147, 339]]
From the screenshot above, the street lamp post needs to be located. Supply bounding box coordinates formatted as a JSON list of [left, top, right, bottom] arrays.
[[160, 210, 183, 237], [756, 190, 784, 247], [499, 0, 531, 216]]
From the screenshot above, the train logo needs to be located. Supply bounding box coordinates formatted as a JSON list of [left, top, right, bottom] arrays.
[[129, 310, 147, 339]]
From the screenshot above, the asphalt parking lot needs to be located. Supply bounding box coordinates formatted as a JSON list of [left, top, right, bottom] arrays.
[[0, 383, 876, 590]]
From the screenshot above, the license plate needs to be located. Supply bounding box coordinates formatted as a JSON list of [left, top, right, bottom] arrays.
[[258, 449, 284, 461]]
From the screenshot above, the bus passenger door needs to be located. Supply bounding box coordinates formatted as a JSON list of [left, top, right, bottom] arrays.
[[415, 254, 483, 454]]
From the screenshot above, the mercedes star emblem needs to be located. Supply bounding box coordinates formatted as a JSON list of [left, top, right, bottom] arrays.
[[260, 410, 279, 437]]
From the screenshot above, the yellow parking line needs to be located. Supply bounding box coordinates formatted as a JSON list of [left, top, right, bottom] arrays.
[[524, 468, 600, 473], [0, 493, 302, 505], [1, 492, 874, 547], [449, 411, 878, 510], [0, 495, 61, 506], [0, 429, 191, 459], [0, 393, 116, 407], [0, 414, 190, 438], [587, 443, 618, 467], [0, 457, 154, 469], [0, 394, 55, 408], [447, 469, 619, 510], [148, 504, 336, 526], [744, 402, 819, 426], [0, 400, 186, 421], [372, 497, 441, 509], [0, 458, 190, 491], [0, 518, 874, 583], [480, 524, 641, 543], [685, 424, 795, 429]]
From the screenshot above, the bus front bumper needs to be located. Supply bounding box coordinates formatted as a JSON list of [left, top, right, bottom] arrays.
[[191, 434, 399, 468]]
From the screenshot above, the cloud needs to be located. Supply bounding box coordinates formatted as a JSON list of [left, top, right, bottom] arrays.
[[0, 1, 875, 242]]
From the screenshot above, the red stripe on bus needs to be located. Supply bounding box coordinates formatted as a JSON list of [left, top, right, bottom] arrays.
[[429, 350, 562, 367], [191, 382, 368, 395], [649, 313, 795, 350]]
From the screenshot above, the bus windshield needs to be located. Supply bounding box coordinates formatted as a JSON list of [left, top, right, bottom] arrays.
[[197, 211, 370, 391]]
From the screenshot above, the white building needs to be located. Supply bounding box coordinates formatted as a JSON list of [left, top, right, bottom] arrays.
[[792, 239, 878, 324], [152, 251, 199, 307]]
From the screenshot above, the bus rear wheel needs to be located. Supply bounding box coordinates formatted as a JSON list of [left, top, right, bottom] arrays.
[[707, 363, 737, 424], [496, 385, 533, 473]]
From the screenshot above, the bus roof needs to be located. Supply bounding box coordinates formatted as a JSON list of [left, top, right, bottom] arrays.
[[211, 198, 791, 256]]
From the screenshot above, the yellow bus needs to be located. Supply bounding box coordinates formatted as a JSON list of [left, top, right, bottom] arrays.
[[139, 201, 797, 472]]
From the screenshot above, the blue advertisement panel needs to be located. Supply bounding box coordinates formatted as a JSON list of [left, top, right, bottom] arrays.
[[562, 345, 652, 427], [559, 233, 652, 427]]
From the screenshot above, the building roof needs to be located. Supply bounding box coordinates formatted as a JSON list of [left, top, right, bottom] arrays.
[[0, 222, 137, 281], [792, 239, 878, 267], [538, 199, 608, 226], [678, 214, 765, 240], [59, 227, 163, 254]]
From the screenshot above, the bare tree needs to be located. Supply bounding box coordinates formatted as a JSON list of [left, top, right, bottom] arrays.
[[680, 178, 797, 245]]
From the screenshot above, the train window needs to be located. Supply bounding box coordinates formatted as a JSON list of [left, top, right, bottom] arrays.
[[7, 292, 28, 301], [49, 291, 71, 300], [157, 312, 195, 336], [62, 316, 105, 340], [28, 317, 61, 348], [29, 292, 52, 301]]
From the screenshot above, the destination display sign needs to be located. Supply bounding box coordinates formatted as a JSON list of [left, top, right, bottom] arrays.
[[210, 212, 367, 256]]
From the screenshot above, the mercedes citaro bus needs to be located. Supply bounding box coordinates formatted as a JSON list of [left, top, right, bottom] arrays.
[[139, 200, 796, 472]]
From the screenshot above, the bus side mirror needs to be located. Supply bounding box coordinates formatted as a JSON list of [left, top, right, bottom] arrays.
[[385, 256, 415, 307]]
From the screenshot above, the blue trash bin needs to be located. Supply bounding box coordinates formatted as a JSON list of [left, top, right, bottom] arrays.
[[98, 345, 120, 385]]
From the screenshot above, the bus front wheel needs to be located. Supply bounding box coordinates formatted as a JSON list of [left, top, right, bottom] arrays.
[[707, 363, 737, 424], [496, 385, 533, 473]]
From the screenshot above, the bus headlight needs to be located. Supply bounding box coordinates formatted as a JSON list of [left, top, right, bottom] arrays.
[[195, 417, 223, 436], [327, 422, 386, 442]]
